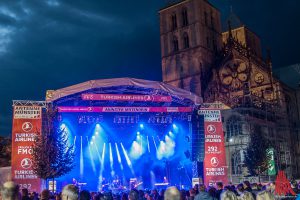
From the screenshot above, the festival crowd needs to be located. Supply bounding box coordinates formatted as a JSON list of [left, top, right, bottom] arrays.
[[0, 180, 299, 200]]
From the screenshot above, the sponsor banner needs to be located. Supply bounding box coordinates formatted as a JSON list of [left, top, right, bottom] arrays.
[[200, 109, 228, 186], [58, 106, 193, 113], [267, 148, 276, 176], [11, 106, 42, 192], [81, 94, 172, 102]]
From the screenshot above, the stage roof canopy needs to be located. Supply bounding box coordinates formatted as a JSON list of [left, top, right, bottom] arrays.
[[46, 78, 202, 105]]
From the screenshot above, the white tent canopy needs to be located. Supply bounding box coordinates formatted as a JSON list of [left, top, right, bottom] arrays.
[[46, 77, 202, 105]]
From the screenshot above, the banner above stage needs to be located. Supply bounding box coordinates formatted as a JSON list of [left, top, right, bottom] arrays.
[[58, 106, 193, 113], [81, 94, 172, 102]]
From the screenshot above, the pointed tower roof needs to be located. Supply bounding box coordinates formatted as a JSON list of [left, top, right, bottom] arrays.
[[222, 8, 244, 31]]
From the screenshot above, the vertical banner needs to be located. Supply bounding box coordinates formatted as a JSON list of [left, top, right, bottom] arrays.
[[11, 106, 42, 192], [267, 148, 276, 176], [198, 109, 228, 186]]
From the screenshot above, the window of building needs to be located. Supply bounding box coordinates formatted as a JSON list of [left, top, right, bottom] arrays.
[[204, 11, 208, 26], [183, 33, 189, 49], [231, 150, 245, 175], [210, 13, 214, 29], [173, 36, 179, 52], [171, 14, 177, 30], [206, 37, 210, 48], [182, 8, 188, 26], [226, 116, 243, 141]]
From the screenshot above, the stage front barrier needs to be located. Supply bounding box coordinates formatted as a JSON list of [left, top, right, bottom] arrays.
[[199, 108, 228, 186], [11, 105, 43, 192]]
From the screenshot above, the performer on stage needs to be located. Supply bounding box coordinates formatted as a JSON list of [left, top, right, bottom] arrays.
[[72, 178, 78, 186]]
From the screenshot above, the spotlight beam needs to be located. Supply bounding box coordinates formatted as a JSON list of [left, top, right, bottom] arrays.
[[86, 137, 96, 174], [147, 135, 150, 153], [80, 136, 84, 177], [120, 143, 135, 176], [109, 143, 114, 175], [115, 143, 123, 170], [152, 136, 158, 152]]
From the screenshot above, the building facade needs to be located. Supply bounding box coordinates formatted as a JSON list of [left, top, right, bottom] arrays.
[[159, 0, 300, 181]]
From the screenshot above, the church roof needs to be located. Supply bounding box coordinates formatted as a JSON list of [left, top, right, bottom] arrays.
[[222, 11, 244, 31]]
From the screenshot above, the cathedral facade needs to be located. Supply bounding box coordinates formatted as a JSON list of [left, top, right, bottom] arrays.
[[159, 0, 300, 182]]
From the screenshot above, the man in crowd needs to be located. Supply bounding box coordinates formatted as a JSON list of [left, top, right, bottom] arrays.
[[61, 184, 79, 200], [0, 181, 20, 200]]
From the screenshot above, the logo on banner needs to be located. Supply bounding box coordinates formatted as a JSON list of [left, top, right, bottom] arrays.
[[21, 158, 32, 169], [210, 157, 219, 167], [22, 122, 33, 132], [207, 125, 216, 134]]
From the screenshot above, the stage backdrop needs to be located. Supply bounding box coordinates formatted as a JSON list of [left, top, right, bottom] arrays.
[[199, 107, 228, 186], [11, 105, 42, 192]]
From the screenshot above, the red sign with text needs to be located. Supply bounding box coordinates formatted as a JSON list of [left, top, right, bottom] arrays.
[[199, 109, 228, 186], [11, 106, 42, 192]]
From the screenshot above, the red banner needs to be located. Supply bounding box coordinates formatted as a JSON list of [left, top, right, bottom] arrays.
[[199, 109, 228, 186], [11, 106, 42, 192], [57, 106, 193, 113], [81, 94, 172, 102]]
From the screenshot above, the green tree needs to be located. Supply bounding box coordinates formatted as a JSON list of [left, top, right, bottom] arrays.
[[32, 106, 74, 190], [244, 125, 271, 179]]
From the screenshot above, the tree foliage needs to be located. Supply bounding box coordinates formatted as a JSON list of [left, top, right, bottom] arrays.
[[0, 137, 11, 167], [244, 125, 271, 176], [32, 106, 74, 180]]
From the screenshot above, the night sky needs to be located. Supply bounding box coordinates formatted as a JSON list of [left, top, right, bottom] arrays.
[[0, 0, 299, 136]]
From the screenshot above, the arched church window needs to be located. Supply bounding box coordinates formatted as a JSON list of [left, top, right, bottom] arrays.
[[231, 150, 245, 175], [182, 8, 188, 26], [173, 36, 179, 52], [171, 14, 177, 30], [226, 115, 243, 141], [183, 33, 189, 49]]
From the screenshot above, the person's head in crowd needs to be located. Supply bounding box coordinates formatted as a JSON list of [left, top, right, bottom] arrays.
[[189, 189, 196, 197], [193, 184, 199, 193], [216, 182, 223, 190], [61, 184, 79, 200], [41, 189, 51, 200], [79, 190, 91, 200], [257, 184, 263, 191], [208, 186, 217, 197], [21, 189, 29, 198], [220, 190, 238, 200], [243, 181, 251, 190], [164, 187, 180, 200], [242, 191, 255, 200], [237, 183, 244, 195], [128, 189, 138, 200], [251, 183, 258, 190], [199, 184, 206, 192], [55, 193, 61, 200], [121, 193, 128, 200], [0, 181, 20, 200], [256, 190, 274, 200]]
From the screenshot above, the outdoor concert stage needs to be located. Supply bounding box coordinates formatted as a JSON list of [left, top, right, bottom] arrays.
[[46, 78, 204, 191]]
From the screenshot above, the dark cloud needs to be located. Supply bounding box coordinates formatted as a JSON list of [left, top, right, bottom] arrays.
[[0, 0, 299, 136]]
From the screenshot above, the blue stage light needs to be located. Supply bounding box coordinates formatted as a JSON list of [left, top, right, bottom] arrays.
[[172, 124, 177, 129], [60, 123, 66, 130], [92, 135, 96, 140], [96, 124, 100, 129], [139, 124, 144, 129], [137, 131, 140, 135], [95, 131, 99, 135]]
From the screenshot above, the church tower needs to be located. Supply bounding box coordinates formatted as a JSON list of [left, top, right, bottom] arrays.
[[159, 0, 222, 97]]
